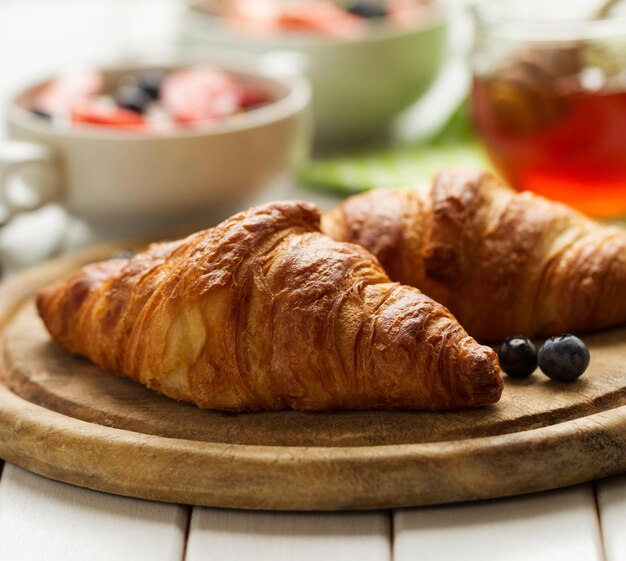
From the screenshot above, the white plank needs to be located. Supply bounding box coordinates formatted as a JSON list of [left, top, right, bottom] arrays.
[[186, 508, 391, 561], [0, 463, 188, 561], [596, 474, 626, 561], [394, 485, 603, 561]]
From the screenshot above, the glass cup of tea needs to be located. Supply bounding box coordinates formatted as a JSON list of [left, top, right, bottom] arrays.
[[470, 0, 626, 218]]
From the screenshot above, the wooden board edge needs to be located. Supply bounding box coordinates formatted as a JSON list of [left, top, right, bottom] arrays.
[[1, 380, 625, 511]]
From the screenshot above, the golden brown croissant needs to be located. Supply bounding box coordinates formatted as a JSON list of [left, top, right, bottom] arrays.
[[322, 169, 626, 341], [37, 201, 502, 411]]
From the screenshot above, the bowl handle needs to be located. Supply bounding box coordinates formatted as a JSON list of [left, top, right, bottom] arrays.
[[0, 141, 62, 226]]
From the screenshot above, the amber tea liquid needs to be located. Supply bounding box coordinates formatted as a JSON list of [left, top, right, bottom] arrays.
[[472, 77, 626, 218]]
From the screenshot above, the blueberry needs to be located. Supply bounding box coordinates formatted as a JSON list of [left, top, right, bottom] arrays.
[[136, 70, 165, 100], [345, 1, 388, 19], [31, 108, 52, 119], [538, 334, 590, 382], [114, 85, 152, 114], [498, 336, 538, 378]]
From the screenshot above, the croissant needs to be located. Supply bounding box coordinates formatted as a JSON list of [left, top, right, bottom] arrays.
[[322, 168, 626, 341], [37, 201, 502, 411]]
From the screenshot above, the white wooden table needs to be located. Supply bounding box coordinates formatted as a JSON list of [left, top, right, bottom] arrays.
[[2, 462, 626, 561], [1, 1, 626, 559]]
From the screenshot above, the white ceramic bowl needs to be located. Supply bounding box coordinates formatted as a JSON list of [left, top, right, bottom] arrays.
[[1, 59, 311, 227], [179, 4, 448, 146]]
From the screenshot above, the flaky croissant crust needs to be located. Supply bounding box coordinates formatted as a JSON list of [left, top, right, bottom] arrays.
[[322, 169, 626, 341], [37, 201, 502, 411]]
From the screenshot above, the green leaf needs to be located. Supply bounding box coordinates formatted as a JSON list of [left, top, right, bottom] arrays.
[[299, 99, 491, 196]]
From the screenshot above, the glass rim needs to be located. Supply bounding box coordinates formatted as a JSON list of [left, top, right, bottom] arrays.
[[472, 1, 626, 42]]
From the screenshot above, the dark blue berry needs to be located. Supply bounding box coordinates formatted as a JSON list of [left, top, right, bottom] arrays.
[[538, 334, 590, 382], [498, 336, 537, 378], [31, 108, 52, 119], [114, 85, 151, 114], [136, 70, 165, 100], [345, 1, 388, 19]]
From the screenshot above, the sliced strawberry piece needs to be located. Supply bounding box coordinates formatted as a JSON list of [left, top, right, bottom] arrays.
[[161, 66, 243, 125], [278, 1, 367, 38], [72, 101, 146, 130], [34, 69, 103, 115], [223, 0, 280, 34], [223, 0, 367, 38], [239, 85, 272, 108]]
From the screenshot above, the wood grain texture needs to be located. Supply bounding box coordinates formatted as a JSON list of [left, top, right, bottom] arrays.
[[394, 485, 604, 561], [0, 463, 188, 561], [596, 474, 626, 561], [0, 245, 626, 510], [186, 509, 390, 561]]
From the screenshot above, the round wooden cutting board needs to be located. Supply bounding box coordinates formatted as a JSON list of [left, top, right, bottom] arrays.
[[1, 243, 626, 511]]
